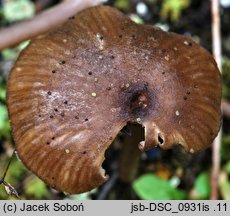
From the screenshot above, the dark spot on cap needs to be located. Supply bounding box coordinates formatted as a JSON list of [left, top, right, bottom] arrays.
[[47, 91, 51, 95], [52, 70, 56, 74], [130, 91, 149, 116], [64, 101, 68, 105], [59, 60, 66, 65], [88, 72, 92, 75], [85, 118, 88, 122], [210, 131, 214, 136], [54, 108, 58, 112]]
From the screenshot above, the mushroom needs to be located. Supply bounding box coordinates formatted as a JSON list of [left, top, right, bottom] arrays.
[[7, 6, 221, 194]]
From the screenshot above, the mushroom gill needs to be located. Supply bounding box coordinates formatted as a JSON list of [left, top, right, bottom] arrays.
[[7, 6, 221, 194]]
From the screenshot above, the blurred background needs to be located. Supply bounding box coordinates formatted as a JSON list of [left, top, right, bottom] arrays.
[[0, 0, 230, 200]]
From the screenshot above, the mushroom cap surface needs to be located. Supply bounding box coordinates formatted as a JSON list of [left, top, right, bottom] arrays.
[[7, 6, 221, 194]]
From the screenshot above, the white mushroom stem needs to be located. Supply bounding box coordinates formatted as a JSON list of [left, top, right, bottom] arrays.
[[0, 0, 107, 50]]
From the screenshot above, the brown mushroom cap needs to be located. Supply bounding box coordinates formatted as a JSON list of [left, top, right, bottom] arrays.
[[7, 6, 221, 194]]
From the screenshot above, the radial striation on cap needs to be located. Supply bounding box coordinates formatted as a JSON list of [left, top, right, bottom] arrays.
[[7, 6, 221, 194]]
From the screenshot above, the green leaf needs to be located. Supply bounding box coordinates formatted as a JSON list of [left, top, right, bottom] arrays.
[[114, 0, 130, 11], [161, 0, 190, 21], [1, 49, 18, 60], [0, 105, 8, 128], [130, 15, 144, 24], [224, 161, 230, 174], [66, 189, 97, 200], [219, 172, 230, 200], [0, 88, 6, 101], [25, 177, 49, 199], [0, 104, 10, 139], [220, 180, 230, 200], [0, 185, 8, 199], [3, 0, 35, 22], [194, 172, 210, 199], [2, 40, 30, 61], [133, 174, 186, 200], [5, 159, 27, 182]]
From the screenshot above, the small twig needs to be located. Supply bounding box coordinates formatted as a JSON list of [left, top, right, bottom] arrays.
[[1, 179, 20, 199], [211, 0, 222, 200], [1, 149, 14, 181], [0, 0, 107, 50], [0, 149, 20, 199]]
